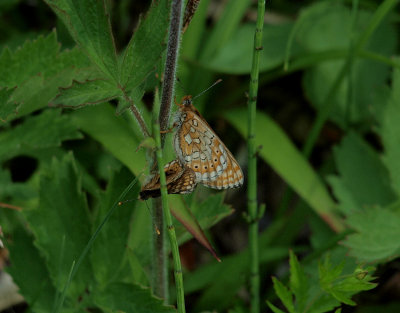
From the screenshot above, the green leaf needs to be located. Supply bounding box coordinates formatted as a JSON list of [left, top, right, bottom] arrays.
[[289, 251, 308, 313], [175, 193, 233, 243], [120, 0, 171, 91], [200, 0, 250, 60], [327, 132, 396, 214], [116, 82, 146, 114], [44, 0, 119, 82], [70, 104, 146, 175], [52, 79, 122, 107], [24, 153, 93, 299], [300, 2, 396, 126], [266, 301, 287, 313], [7, 227, 57, 313], [225, 108, 343, 231], [0, 109, 82, 161], [0, 32, 60, 86], [381, 67, 400, 195], [0, 168, 37, 200], [318, 255, 376, 306], [0, 86, 17, 121], [207, 23, 302, 74], [191, 246, 290, 312], [344, 206, 400, 262], [0, 32, 94, 121], [91, 167, 141, 286], [169, 193, 230, 261], [272, 277, 295, 313], [94, 282, 176, 313]]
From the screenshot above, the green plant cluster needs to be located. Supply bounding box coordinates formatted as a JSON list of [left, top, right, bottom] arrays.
[[0, 0, 399, 312]]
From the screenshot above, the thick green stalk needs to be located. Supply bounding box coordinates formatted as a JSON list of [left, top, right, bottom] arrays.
[[247, 0, 266, 312], [153, 113, 186, 313]]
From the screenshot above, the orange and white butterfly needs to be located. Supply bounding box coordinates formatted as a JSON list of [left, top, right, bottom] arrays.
[[173, 95, 244, 190], [139, 159, 197, 200]]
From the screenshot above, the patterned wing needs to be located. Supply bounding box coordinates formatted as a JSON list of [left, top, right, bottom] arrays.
[[201, 149, 244, 189], [139, 160, 197, 200], [174, 111, 231, 183]]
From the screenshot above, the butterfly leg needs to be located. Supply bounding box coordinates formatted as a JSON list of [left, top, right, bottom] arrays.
[[160, 122, 178, 134]]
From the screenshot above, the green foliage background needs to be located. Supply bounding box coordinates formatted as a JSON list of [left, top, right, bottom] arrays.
[[0, 0, 399, 312]]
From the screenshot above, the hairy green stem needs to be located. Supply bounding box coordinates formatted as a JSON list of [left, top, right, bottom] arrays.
[[152, 0, 184, 299], [153, 93, 186, 313], [159, 0, 184, 143], [247, 0, 266, 312]]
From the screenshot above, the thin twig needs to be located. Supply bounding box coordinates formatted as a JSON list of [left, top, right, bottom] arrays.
[[0, 202, 22, 211], [120, 88, 150, 137], [247, 0, 266, 313]]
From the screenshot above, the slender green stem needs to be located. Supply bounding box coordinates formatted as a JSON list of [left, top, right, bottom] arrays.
[[247, 1, 266, 312], [153, 92, 186, 313]]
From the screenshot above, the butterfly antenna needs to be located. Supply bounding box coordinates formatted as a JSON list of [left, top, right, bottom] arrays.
[[192, 79, 223, 101], [144, 200, 161, 235]]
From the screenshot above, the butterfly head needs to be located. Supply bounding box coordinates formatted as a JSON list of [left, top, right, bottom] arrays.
[[181, 95, 193, 107]]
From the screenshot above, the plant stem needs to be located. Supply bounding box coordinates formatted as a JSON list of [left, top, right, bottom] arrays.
[[247, 1, 266, 313], [159, 0, 184, 145], [152, 0, 184, 300], [153, 95, 186, 313]]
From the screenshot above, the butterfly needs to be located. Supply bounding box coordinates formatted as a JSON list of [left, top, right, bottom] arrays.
[[173, 95, 244, 190], [139, 159, 197, 200]]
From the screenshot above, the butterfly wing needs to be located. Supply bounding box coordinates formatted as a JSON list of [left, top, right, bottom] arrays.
[[139, 160, 197, 200], [174, 109, 243, 187], [139, 160, 185, 200], [168, 166, 198, 195], [201, 149, 244, 189]]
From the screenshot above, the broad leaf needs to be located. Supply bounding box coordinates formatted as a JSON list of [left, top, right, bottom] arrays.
[[70, 104, 146, 175], [120, 0, 171, 91], [24, 153, 93, 299], [7, 227, 57, 313], [91, 167, 141, 286], [0, 86, 17, 121], [344, 206, 400, 262], [327, 132, 396, 214], [52, 79, 122, 108], [0, 33, 94, 121], [0, 109, 81, 161], [44, 0, 119, 82]]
